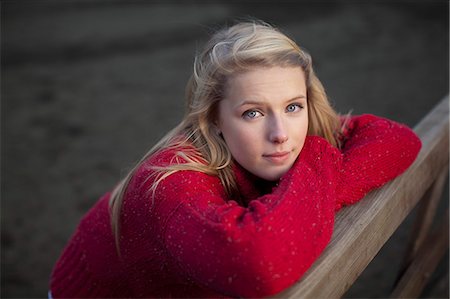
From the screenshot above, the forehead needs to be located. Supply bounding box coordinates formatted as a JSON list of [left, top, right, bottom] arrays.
[[224, 66, 306, 101]]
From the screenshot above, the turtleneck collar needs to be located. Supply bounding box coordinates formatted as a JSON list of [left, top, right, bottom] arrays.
[[231, 161, 277, 206]]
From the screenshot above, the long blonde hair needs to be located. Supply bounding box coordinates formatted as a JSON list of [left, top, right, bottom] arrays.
[[109, 20, 341, 248]]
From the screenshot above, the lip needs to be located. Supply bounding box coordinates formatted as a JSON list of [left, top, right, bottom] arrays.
[[263, 151, 291, 164]]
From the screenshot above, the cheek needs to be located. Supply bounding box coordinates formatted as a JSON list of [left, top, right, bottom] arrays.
[[302, 113, 309, 134], [223, 126, 257, 152], [292, 117, 309, 150], [301, 121, 309, 139], [220, 122, 262, 161]]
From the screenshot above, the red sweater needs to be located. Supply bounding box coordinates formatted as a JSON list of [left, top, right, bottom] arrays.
[[50, 115, 421, 298]]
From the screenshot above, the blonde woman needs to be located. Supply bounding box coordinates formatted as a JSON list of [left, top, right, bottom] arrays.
[[50, 21, 421, 298]]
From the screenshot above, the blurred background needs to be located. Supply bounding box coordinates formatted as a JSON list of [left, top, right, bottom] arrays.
[[2, 1, 448, 297]]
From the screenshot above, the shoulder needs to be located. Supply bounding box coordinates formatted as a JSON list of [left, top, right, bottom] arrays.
[[135, 141, 203, 180], [128, 143, 224, 201], [341, 114, 415, 134], [340, 114, 421, 148], [285, 135, 342, 180], [340, 114, 390, 138], [301, 135, 341, 161]]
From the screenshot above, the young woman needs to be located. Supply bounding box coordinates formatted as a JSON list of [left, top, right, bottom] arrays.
[[50, 21, 421, 298]]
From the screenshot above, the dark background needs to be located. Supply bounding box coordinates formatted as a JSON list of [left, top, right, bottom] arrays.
[[2, 1, 449, 297]]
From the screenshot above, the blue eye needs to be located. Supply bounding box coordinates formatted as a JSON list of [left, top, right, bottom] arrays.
[[286, 103, 303, 113], [243, 110, 262, 119]]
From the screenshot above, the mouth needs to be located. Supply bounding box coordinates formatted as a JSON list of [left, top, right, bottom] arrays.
[[262, 151, 291, 164]]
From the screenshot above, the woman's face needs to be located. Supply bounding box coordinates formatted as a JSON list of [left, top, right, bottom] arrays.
[[217, 66, 309, 181]]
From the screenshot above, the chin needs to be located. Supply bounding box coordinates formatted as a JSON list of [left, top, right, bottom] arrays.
[[257, 168, 289, 181]]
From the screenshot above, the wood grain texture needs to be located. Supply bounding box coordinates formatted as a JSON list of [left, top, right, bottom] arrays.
[[277, 96, 449, 299]]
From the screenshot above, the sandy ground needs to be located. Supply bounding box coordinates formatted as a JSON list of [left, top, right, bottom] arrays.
[[2, 1, 449, 297]]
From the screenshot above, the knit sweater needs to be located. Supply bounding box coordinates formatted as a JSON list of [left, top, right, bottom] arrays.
[[50, 114, 421, 298]]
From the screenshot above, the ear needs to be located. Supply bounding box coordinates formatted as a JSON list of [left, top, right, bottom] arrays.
[[213, 118, 222, 135], [213, 124, 222, 136]]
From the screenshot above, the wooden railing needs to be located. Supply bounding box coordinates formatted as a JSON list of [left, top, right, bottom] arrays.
[[277, 96, 449, 299]]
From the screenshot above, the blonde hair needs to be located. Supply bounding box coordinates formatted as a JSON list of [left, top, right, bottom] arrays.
[[109, 20, 341, 249]]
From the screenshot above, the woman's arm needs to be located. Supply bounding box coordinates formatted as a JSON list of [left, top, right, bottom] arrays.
[[336, 114, 422, 210], [145, 136, 341, 297]]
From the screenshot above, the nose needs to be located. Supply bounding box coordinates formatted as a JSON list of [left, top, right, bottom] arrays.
[[268, 116, 288, 144]]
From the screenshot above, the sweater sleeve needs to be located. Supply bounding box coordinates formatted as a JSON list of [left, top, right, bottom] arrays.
[[335, 114, 421, 210], [146, 136, 341, 298]]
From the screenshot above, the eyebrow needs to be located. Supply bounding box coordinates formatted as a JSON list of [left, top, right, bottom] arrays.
[[235, 95, 307, 109]]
